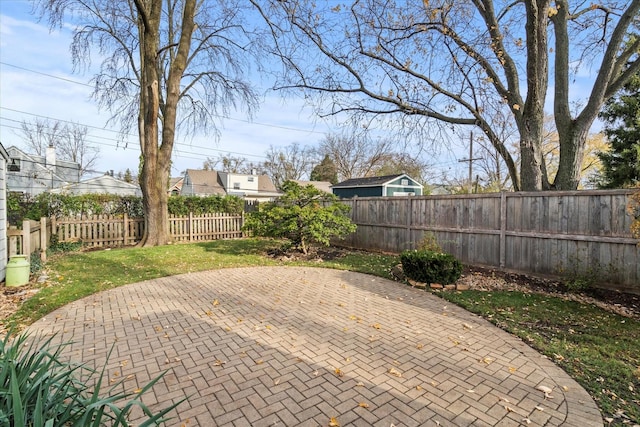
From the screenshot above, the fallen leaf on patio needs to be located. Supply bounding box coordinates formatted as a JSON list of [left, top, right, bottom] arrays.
[[313, 370, 320, 377], [213, 360, 226, 366], [154, 326, 163, 332], [132, 315, 141, 321], [204, 310, 213, 316], [449, 337, 460, 346], [480, 357, 493, 364], [416, 385, 423, 391], [535, 406, 544, 411], [337, 303, 345, 307], [120, 360, 128, 367], [536, 385, 553, 394], [212, 299, 220, 306], [522, 418, 531, 425], [467, 389, 475, 393], [508, 366, 517, 373], [358, 402, 370, 408], [499, 397, 510, 403], [371, 323, 381, 329], [562, 385, 569, 392], [504, 406, 514, 412], [134, 388, 143, 393], [416, 343, 424, 349], [328, 417, 340, 426], [388, 368, 402, 377], [463, 323, 473, 330], [274, 379, 280, 385], [355, 382, 364, 387], [554, 353, 565, 361], [345, 357, 351, 363], [335, 368, 344, 377], [255, 359, 264, 365]]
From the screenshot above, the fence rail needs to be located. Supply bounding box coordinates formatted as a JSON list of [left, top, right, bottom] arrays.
[[50, 212, 244, 247], [340, 189, 640, 294], [7, 213, 243, 256]]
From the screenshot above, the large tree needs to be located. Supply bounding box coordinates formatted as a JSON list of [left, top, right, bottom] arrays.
[[35, 0, 259, 246], [252, 0, 640, 191], [597, 71, 640, 188]]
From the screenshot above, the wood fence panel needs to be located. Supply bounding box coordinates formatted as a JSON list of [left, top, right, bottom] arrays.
[[341, 190, 639, 294]]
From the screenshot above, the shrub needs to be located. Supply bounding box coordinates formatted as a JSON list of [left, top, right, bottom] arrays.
[[0, 330, 183, 426], [243, 181, 356, 254], [400, 250, 463, 285]]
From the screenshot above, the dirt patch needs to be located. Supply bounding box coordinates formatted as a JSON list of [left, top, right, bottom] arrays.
[[456, 265, 640, 320]]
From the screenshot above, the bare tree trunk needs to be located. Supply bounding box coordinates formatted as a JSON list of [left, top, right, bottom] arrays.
[[136, 0, 167, 246]]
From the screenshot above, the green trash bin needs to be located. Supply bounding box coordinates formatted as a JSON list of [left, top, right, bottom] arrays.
[[6, 255, 30, 287]]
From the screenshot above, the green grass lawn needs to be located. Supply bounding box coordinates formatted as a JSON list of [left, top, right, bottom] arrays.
[[5, 238, 639, 424]]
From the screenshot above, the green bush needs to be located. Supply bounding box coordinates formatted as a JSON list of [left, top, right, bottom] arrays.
[[243, 181, 356, 254], [400, 250, 463, 285], [0, 330, 183, 426], [8, 193, 243, 223]]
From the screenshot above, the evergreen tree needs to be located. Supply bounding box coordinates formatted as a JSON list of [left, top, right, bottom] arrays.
[[597, 72, 640, 188], [310, 155, 338, 184]]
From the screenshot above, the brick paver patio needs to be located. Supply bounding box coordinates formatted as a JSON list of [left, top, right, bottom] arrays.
[[27, 267, 603, 426]]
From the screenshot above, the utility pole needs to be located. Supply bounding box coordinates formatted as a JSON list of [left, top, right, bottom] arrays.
[[458, 132, 482, 193]]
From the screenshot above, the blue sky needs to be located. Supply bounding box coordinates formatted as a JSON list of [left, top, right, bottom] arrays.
[[1, 1, 606, 184], [0, 1, 350, 178]]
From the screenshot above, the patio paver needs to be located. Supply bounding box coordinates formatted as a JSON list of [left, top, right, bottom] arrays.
[[27, 266, 603, 426]]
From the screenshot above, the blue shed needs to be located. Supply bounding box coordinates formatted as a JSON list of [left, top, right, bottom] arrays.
[[332, 174, 423, 199]]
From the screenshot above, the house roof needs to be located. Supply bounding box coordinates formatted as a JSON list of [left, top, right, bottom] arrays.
[[292, 180, 333, 193], [332, 174, 408, 188], [168, 177, 184, 192], [184, 169, 226, 195], [257, 175, 278, 193], [50, 174, 141, 195], [6, 145, 80, 185]]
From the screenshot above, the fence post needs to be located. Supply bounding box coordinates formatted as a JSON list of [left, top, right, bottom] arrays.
[[40, 217, 47, 262], [123, 213, 129, 246], [499, 192, 507, 268], [22, 220, 31, 256], [189, 212, 194, 242], [406, 196, 412, 250]]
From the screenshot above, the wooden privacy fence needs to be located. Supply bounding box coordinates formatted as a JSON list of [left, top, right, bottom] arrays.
[[340, 189, 640, 294], [51, 212, 244, 248], [7, 218, 51, 261]]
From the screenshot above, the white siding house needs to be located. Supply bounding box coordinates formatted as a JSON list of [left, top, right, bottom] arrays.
[[0, 143, 10, 281]]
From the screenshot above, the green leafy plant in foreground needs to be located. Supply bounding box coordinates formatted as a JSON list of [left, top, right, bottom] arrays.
[[0, 329, 183, 426]]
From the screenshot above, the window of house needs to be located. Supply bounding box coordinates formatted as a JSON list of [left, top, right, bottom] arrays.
[[401, 179, 409, 186], [248, 177, 254, 182], [233, 182, 241, 189]]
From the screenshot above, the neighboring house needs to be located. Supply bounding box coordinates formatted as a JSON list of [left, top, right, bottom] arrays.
[[6, 145, 81, 196], [218, 171, 281, 202], [180, 169, 226, 196], [168, 177, 184, 195], [51, 174, 142, 196], [0, 142, 9, 281], [292, 180, 333, 194], [332, 174, 423, 198]]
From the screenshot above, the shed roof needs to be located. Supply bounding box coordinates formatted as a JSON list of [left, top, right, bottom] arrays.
[[332, 174, 407, 188]]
